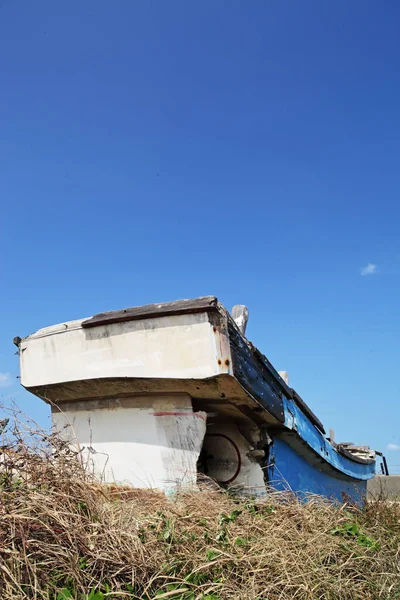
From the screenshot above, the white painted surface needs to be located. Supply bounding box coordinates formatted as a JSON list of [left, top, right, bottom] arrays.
[[202, 423, 266, 495], [21, 312, 229, 388], [53, 394, 207, 493], [231, 305, 249, 336], [278, 371, 289, 386]]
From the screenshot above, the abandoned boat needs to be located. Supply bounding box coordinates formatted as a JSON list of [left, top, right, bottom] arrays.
[[15, 296, 376, 502]]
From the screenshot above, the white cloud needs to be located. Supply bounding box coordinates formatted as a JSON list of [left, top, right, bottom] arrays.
[[387, 443, 400, 451], [0, 372, 12, 388], [360, 263, 377, 276]]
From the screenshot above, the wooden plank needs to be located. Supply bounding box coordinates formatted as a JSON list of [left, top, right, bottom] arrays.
[[82, 296, 219, 329], [250, 344, 293, 397], [227, 320, 325, 432], [228, 321, 285, 423], [248, 338, 325, 434]]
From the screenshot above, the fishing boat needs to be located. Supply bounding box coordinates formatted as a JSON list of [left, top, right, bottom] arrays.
[[15, 296, 376, 502]]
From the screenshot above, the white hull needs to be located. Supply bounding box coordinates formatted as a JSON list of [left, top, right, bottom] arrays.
[[20, 312, 231, 390]]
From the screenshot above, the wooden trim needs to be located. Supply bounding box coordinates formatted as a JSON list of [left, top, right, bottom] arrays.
[[81, 296, 219, 329]]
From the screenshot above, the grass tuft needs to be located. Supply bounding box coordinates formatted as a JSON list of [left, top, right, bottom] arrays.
[[0, 406, 399, 599]]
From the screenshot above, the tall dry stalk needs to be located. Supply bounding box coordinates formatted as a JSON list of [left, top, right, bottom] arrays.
[[0, 406, 399, 600]]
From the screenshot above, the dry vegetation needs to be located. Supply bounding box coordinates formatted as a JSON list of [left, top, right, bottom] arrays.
[[0, 408, 399, 600]]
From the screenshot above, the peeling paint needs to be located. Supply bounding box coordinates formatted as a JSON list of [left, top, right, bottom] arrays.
[[53, 394, 206, 493]]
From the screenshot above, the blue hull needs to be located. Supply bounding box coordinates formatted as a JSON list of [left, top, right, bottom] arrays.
[[268, 438, 367, 504], [224, 305, 376, 502], [265, 396, 374, 504]]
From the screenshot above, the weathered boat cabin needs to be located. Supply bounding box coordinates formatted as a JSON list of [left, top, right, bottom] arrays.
[[15, 296, 376, 502]]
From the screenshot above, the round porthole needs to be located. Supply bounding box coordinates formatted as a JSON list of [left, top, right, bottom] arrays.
[[200, 433, 241, 484]]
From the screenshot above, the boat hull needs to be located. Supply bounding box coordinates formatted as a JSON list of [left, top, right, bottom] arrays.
[[268, 438, 367, 503], [16, 296, 376, 502]]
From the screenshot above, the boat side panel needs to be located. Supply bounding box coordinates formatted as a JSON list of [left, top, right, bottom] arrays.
[[228, 322, 285, 423], [268, 438, 367, 503], [20, 313, 225, 389], [283, 398, 375, 481]]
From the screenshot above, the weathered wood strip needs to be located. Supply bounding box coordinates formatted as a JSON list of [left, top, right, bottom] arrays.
[[82, 296, 219, 328], [228, 321, 285, 423]]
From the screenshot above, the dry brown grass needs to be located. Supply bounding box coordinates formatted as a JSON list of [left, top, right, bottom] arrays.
[[0, 407, 399, 600]]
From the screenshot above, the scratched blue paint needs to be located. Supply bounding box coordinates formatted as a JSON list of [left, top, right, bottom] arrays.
[[265, 394, 375, 503], [262, 394, 376, 503], [282, 397, 375, 481], [267, 437, 367, 504]]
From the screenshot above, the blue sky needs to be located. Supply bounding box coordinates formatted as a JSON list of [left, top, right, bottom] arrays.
[[1, 1, 399, 472]]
